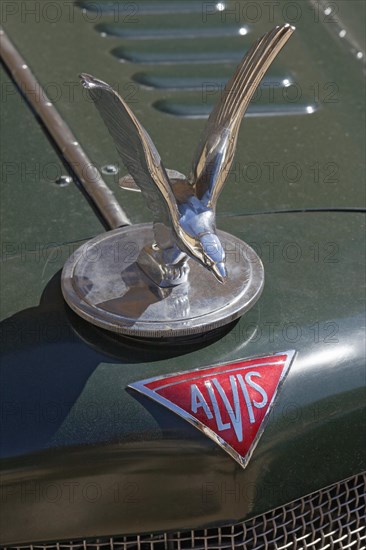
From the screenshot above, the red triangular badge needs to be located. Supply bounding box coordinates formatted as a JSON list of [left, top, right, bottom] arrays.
[[129, 351, 296, 468]]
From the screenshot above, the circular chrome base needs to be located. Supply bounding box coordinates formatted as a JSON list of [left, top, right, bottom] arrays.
[[61, 224, 264, 338]]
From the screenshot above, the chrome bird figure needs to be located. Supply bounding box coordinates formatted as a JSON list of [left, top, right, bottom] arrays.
[[81, 25, 294, 287]]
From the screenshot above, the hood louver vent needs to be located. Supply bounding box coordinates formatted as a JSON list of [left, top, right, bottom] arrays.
[[76, 0, 317, 119]]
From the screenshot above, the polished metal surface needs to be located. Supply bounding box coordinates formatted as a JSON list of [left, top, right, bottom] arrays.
[[0, 28, 130, 230], [61, 224, 264, 337], [81, 25, 294, 287], [63, 25, 294, 334], [4, 473, 365, 549], [190, 25, 295, 210]]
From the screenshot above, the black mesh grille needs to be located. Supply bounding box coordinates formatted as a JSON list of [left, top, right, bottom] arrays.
[[3, 473, 366, 550]]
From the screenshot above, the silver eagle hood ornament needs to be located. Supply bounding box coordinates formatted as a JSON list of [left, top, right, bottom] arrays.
[[61, 25, 295, 339], [80, 24, 295, 287]]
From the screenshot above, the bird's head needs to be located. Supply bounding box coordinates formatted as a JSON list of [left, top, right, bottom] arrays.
[[196, 232, 227, 284], [179, 207, 227, 284]]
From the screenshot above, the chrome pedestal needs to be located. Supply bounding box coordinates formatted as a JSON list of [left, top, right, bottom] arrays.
[[61, 224, 264, 338]]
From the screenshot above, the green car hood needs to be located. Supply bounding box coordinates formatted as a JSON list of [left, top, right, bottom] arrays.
[[0, 0, 365, 544]]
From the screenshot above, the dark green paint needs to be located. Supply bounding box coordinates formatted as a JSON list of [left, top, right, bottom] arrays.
[[1, 0, 365, 225], [0, 66, 103, 319], [1, 0, 365, 544], [1, 212, 365, 542]]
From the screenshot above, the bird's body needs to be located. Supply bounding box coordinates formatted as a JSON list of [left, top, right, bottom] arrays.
[[81, 24, 295, 286]]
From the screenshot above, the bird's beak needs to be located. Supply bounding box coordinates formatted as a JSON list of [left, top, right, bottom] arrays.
[[211, 262, 227, 284]]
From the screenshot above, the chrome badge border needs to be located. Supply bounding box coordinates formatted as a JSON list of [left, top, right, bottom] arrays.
[[128, 350, 296, 468]]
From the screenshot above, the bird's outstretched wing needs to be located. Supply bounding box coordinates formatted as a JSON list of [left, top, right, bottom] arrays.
[[80, 74, 179, 229], [190, 24, 295, 209]]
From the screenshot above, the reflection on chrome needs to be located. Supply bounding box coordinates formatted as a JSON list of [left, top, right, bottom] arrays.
[[216, 2, 226, 12]]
